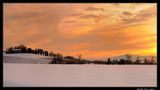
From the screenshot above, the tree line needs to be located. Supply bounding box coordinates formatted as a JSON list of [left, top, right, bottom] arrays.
[[49, 57, 156, 65], [6, 44, 49, 56], [5, 44, 156, 65], [5, 44, 63, 57], [90, 57, 156, 65]]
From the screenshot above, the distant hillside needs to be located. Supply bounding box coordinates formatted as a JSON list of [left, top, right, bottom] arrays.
[[89, 54, 157, 62], [3, 53, 53, 64], [110, 54, 157, 61]]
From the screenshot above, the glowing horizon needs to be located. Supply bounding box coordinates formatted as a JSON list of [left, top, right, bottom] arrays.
[[3, 3, 157, 59]]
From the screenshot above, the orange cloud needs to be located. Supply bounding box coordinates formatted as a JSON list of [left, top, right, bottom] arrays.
[[3, 3, 157, 59], [85, 7, 104, 11]]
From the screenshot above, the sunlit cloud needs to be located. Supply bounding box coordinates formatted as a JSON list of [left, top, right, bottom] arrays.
[[85, 7, 104, 11], [3, 3, 157, 59]]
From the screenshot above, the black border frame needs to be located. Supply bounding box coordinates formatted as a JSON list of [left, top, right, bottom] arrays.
[[1, 0, 159, 89]]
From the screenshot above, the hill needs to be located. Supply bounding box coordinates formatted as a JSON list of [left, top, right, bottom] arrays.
[[3, 53, 52, 64]]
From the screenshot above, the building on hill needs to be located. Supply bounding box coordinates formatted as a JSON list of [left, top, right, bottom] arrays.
[[11, 48, 22, 53]]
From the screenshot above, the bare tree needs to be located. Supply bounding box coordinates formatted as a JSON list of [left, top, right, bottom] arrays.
[[150, 56, 155, 64], [77, 54, 82, 61], [135, 56, 141, 64], [56, 53, 63, 59], [144, 58, 148, 64]]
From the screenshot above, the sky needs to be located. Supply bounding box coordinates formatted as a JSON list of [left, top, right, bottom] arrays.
[[3, 3, 157, 59]]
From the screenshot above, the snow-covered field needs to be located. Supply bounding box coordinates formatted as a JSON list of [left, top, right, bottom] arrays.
[[3, 53, 52, 64], [3, 64, 157, 87]]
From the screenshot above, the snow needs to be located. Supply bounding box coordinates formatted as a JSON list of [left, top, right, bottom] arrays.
[[3, 53, 53, 64], [3, 64, 157, 87]]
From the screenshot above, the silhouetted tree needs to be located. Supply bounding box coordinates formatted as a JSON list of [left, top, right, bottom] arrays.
[[34, 48, 38, 54], [118, 59, 125, 64], [49, 51, 53, 57], [44, 51, 48, 56], [64, 56, 74, 60], [27, 48, 32, 53], [56, 53, 63, 59], [16, 44, 27, 53], [6, 47, 13, 53], [37, 49, 44, 55], [144, 58, 149, 64], [150, 56, 155, 64], [77, 54, 82, 61], [107, 58, 112, 64], [112, 59, 118, 64], [126, 54, 132, 61], [135, 56, 141, 64]]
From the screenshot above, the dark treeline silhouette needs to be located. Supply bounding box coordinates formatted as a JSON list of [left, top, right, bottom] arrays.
[[5, 44, 156, 65], [49, 55, 156, 65], [49, 55, 90, 64], [5, 44, 49, 56], [90, 58, 156, 65]]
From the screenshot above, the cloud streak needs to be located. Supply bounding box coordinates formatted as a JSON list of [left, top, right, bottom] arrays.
[[3, 3, 157, 59], [85, 7, 104, 11]]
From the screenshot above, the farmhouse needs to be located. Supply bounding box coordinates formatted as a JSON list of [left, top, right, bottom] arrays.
[[11, 48, 22, 53]]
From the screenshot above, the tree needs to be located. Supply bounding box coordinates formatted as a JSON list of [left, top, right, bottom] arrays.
[[16, 44, 27, 53], [27, 48, 32, 53], [126, 54, 132, 61], [77, 54, 82, 61], [135, 56, 141, 64], [37, 49, 44, 55], [107, 58, 112, 64], [6, 47, 12, 54], [49, 51, 53, 57], [34, 48, 38, 54], [118, 59, 125, 64], [56, 53, 63, 59], [44, 51, 48, 56], [144, 58, 149, 64], [150, 56, 155, 64], [64, 56, 74, 60], [21, 48, 27, 53], [50, 53, 63, 64], [113, 59, 117, 64]]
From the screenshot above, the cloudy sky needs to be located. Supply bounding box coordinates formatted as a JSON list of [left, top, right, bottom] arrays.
[[3, 3, 157, 59]]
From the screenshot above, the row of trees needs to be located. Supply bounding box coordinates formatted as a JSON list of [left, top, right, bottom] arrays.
[[49, 54, 156, 65], [5, 45, 83, 63], [49, 57, 156, 65], [5, 44, 156, 65], [49, 55, 89, 64], [91, 57, 156, 65], [6, 44, 49, 56]]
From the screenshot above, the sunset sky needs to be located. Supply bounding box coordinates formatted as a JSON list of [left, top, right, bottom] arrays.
[[3, 3, 157, 59]]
